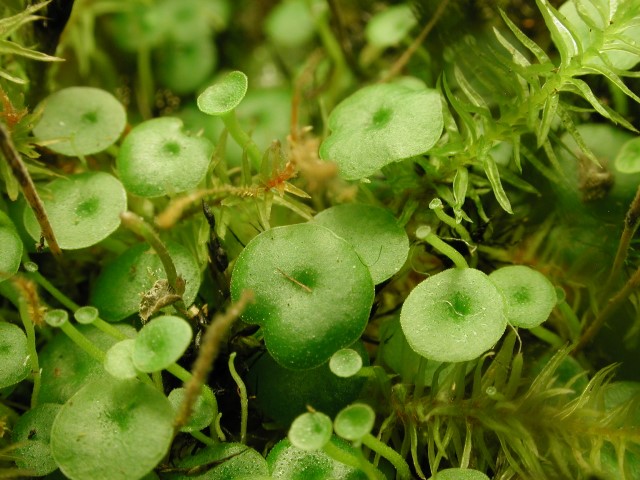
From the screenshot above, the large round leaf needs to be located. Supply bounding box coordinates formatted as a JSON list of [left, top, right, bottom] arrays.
[[50, 377, 174, 480], [0, 322, 30, 389], [11, 403, 62, 476], [132, 315, 192, 372], [173, 442, 269, 479], [319, 83, 443, 180], [230, 223, 374, 370], [23, 172, 127, 250], [313, 203, 409, 284], [400, 268, 506, 362], [33, 87, 126, 156], [0, 210, 23, 283]]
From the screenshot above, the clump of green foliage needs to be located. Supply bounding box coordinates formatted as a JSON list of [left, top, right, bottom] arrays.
[[1, 0, 640, 479]]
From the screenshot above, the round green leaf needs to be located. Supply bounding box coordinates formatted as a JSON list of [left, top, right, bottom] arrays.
[[288, 411, 333, 452], [0, 322, 30, 389], [489, 265, 557, 328], [90, 241, 201, 322], [173, 442, 269, 480], [329, 348, 363, 378], [11, 403, 62, 476], [50, 377, 174, 480], [104, 339, 137, 380], [197, 71, 248, 116], [428, 468, 490, 480], [319, 83, 443, 180], [400, 268, 507, 362], [313, 203, 409, 284], [333, 404, 375, 441], [365, 4, 417, 48], [230, 223, 374, 370], [0, 210, 23, 283], [23, 172, 127, 250], [156, 36, 217, 94], [109, 2, 169, 51], [167, 386, 217, 432], [74, 306, 99, 325], [247, 343, 368, 426], [267, 437, 370, 480], [132, 315, 192, 372], [37, 324, 136, 404], [116, 117, 213, 197], [615, 137, 640, 174], [33, 87, 126, 156], [265, 0, 315, 48]]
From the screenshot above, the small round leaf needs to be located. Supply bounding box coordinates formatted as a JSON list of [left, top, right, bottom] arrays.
[[23, 172, 127, 250], [319, 83, 443, 180], [50, 377, 174, 480], [313, 203, 409, 284], [117, 117, 214, 197], [230, 223, 374, 370], [33, 87, 126, 156], [197, 71, 248, 116], [74, 306, 99, 324], [329, 349, 363, 378], [0, 322, 30, 389], [104, 339, 137, 379], [11, 403, 62, 476], [615, 137, 640, 174], [365, 4, 417, 48], [0, 210, 23, 283], [132, 315, 192, 372], [44, 309, 69, 327], [167, 386, 217, 432], [334, 404, 375, 441], [288, 411, 333, 452], [489, 265, 557, 328], [400, 268, 507, 362]]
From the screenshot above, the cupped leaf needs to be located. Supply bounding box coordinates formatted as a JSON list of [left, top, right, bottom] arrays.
[[489, 265, 557, 328], [400, 268, 507, 362], [50, 377, 174, 480], [615, 137, 640, 174], [172, 442, 269, 480], [197, 70, 248, 116], [90, 241, 201, 322], [44, 309, 69, 327], [267, 437, 369, 480], [0, 210, 22, 283], [428, 468, 490, 480], [230, 223, 374, 370], [116, 117, 214, 197], [132, 315, 192, 372], [288, 411, 333, 451], [104, 339, 137, 380], [313, 203, 409, 284], [11, 403, 62, 476], [74, 306, 99, 325], [333, 404, 375, 442], [0, 322, 30, 388], [247, 342, 368, 425], [319, 83, 443, 180], [33, 87, 126, 156], [23, 172, 127, 250], [329, 348, 363, 378], [37, 324, 136, 404], [167, 386, 217, 432]]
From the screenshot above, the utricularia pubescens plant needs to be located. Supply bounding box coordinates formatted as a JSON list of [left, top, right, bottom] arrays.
[[1, 0, 640, 479]]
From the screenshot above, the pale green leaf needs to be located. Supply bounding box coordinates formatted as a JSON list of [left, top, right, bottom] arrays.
[[537, 92, 559, 147], [0, 39, 63, 62], [582, 62, 640, 104], [481, 153, 512, 213], [499, 9, 550, 64], [536, 0, 581, 66]]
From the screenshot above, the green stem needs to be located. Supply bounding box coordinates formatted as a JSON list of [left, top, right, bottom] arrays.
[[17, 299, 40, 408], [228, 352, 248, 444], [220, 110, 263, 168], [136, 46, 154, 119], [322, 440, 382, 480], [556, 300, 581, 340], [529, 326, 564, 348], [417, 226, 468, 269], [58, 321, 106, 363], [190, 430, 216, 446], [430, 199, 472, 242], [362, 433, 412, 480], [167, 363, 192, 383]]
